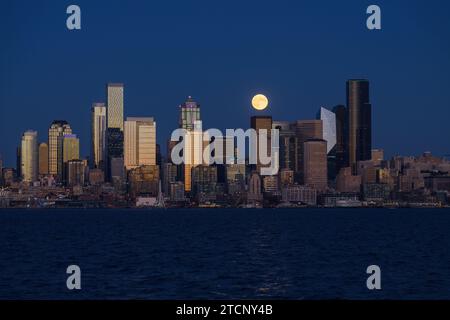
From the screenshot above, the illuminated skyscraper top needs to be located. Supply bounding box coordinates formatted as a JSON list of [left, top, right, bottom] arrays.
[[179, 96, 201, 131], [107, 83, 124, 131]]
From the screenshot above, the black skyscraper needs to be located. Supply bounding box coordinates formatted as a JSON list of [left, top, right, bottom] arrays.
[[347, 79, 372, 169], [332, 104, 348, 176], [106, 128, 124, 181]]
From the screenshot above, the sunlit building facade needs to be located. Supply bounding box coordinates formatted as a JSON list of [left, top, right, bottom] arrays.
[[48, 120, 72, 177], [21, 130, 38, 183], [124, 117, 156, 170], [91, 103, 107, 170], [107, 83, 124, 131]]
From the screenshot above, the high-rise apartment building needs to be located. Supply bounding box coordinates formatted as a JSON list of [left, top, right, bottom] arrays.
[[91, 103, 107, 170], [48, 120, 72, 177], [21, 130, 38, 183], [347, 79, 372, 168], [124, 117, 156, 170]]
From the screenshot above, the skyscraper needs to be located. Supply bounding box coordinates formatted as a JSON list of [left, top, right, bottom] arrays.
[[179, 96, 200, 131], [347, 79, 372, 168], [251, 116, 273, 174], [106, 128, 124, 181], [294, 120, 323, 181], [59, 134, 80, 182], [124, 117, 156, 170], [107, 83, 124, 131], [21, 130, 38, 183], [272, 121, 297, 171], [333, 105, 348, 175], [66, 160, 86, 187], [91, 103, 107, 170], [38, 142, 49, 176], [48, 120, 72, 176], [179, 96, 202, 192], [316, 107, 336, 154], [303, 139, 328, 192]]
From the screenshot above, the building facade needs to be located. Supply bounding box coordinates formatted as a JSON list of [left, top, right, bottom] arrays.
[[21, 130, 38, 183], [91, 103, 107, 170]]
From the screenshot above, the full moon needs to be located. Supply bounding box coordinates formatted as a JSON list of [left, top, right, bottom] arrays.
[[252, 94, 269, 111]]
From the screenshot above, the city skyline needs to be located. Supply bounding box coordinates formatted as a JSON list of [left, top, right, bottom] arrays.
[[0, 79, 450, 168], [2, 1, 450, 167]]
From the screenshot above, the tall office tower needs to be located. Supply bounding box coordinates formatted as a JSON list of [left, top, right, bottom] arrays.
[[347, 79, 372, 169], [59, 134, 80, 182], [107, 128, 124, 180], [251, 116, 273, 174], [272, 121, 297, 171], [106, 84, 124, 180], [303, 139, 328, 192], [333, 105, 348, 175], [91, 103, 107, 170], [178, 96, 201, 192], [317, 107, 337, 181], [124, 117, 156, 170], [38, 142, 49, 175], [107, 83, 124, 131], [21, 130, 38, 183], [48, 120, 72, 176], [294, 120, 323, 182], [179, 96, 201, 130], [316, 107, 336, 154]]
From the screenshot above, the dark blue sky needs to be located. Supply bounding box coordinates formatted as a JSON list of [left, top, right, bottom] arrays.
[[1, 0, 450, 166]]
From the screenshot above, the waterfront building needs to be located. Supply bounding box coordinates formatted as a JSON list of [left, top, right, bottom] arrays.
[[128, 165, 160, 198], [281, 185, 317, 205]]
